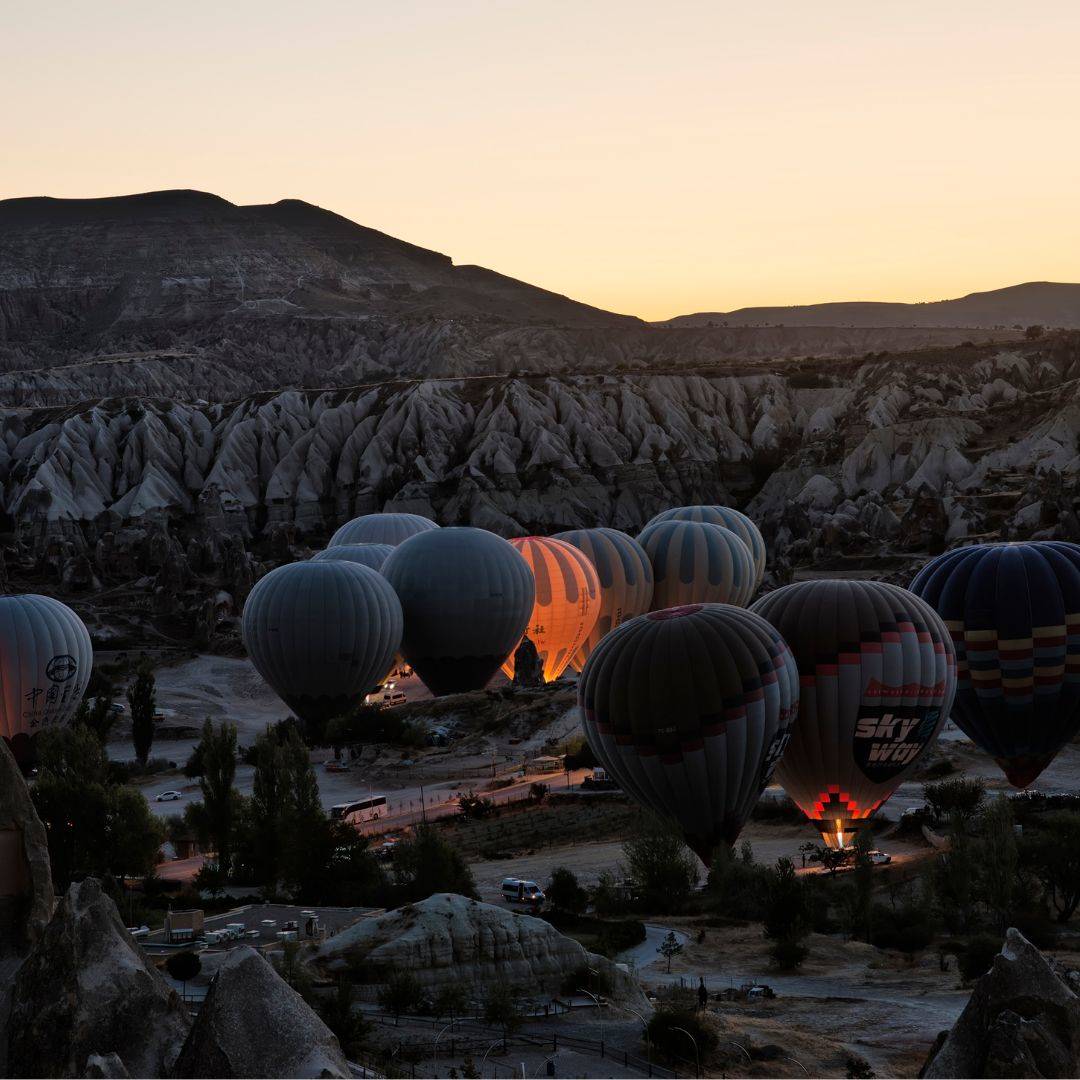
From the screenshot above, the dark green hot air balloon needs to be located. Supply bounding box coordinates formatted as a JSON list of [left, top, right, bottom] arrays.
[[579, 603, 799, 862]]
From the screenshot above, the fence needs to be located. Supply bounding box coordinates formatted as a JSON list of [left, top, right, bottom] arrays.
[[362, 1009, 686, 1079]]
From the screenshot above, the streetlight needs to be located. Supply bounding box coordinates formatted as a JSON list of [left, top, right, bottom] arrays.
[[577, 988, 604, 1047], [624, 1006, 652, 1064], [432, 1021, 455, 1078], [783, 1055, 809, 1076], [670, 1026, 700, 1078], [480, 1039, 503, 1079]]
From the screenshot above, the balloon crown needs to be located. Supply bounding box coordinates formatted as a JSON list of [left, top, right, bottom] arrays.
[[647, 604, 704, 620]]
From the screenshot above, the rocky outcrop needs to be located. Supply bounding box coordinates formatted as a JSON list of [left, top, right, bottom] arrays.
[[310, 892, 646, 1007], [173, 947, 348, 1079], [921, 928, 1080, 1078], [6, 878, 190, 1078], [0, 739, 53, 955]]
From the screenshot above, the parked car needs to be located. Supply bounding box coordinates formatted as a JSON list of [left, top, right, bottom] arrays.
[[108, 702, 125, 715], [867, 850, 892, 865], [155, 790, 183, 802]]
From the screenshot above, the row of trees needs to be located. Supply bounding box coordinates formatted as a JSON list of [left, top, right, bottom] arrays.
[[180, 719, 477, 906]]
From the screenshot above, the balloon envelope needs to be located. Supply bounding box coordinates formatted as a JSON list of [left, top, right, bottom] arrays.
[[911, 541, 1080, 786], [312, 544, 394, 571], [382, 527, 535, 695], [553, 528, 654, 672], [646, 505, 766, 591], [579, 603, 799, 862], [242, 561, 403, 722], [637, 520, 755, 609], [329, 513, 438, 548], [751, 580, 955, 848], [502, 537, 601, 682], [0, 595, 92, 762]]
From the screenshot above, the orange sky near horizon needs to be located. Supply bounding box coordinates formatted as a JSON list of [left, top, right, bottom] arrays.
[[4, 1, 1079, 320]]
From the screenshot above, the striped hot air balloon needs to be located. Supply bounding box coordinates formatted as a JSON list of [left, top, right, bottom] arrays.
[[579, 603, 799, 862], [637, 520, 756, 609], [502, 537, 601, 683], [329, 512, 438, 548], [645, 505, 766, 592], [552, 528, 654, 672], [751, 580, 956, 849], [311, 543, 394, 571], [911, 541, 1080, 787]]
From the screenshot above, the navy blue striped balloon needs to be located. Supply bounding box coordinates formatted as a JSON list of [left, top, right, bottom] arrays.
[[911, 541, 1080, 786]]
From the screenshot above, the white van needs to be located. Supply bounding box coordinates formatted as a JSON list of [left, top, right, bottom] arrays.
[[501, 878, 545, 907]]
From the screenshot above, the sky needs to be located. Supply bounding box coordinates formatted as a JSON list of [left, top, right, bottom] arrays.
[[4, 1, 1079, 320]]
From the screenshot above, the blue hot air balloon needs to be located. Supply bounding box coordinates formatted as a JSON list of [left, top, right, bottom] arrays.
[[911, 541, 1080, 787]]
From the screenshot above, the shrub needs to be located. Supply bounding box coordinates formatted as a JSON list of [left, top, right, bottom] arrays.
[[870, 903, 934, 957], [646, 1009, 718, 1062], [458, 790, 497, 820], [546, 867, 587, 915], [769, 937, 809, 970], [378, 970, 424, 1017]]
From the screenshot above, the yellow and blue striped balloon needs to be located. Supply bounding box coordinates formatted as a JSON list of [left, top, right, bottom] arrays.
[[645, 505, 766, 593], [637, 520, 756, 610]]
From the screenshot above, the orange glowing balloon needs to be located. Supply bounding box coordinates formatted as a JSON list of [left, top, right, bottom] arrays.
[[502, 537, 601, 683]]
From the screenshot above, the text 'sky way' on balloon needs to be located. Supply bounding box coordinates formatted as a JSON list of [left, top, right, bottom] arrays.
[[751, 580, 955, 849], [242, 561, 403, 723], [382, 528, 535, 696], [579, 603, 799, 863], [637, 519, 756, 610], [311, 543, 394, 571], [329, 512, 438, 549], [0, 595, 93, 764], [552, 528, 654, 672], [645, 505, 767, 593], [911, 541, 1080, 787], [501, 537, 601, 683]]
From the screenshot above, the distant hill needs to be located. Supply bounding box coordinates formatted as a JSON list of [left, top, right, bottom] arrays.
[[660, 282, 1080, 329]]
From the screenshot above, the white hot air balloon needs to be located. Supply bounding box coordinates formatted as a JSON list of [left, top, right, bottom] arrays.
[[329, 513, 438, 548], [0, 595, 93, 763]]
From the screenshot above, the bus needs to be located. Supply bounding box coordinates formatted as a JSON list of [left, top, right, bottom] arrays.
[[330, 794, 388, 823]]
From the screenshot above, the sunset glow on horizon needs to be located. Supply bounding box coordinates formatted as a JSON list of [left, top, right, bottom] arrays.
[[5, 0, 1079, 320]]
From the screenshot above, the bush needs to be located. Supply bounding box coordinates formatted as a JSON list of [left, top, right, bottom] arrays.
[[959, 934, 1002, 982], [646, 1009, 718, 1062], [870, 903, 934, 957], [458, 790, 497, 820], [706, 846, 772, 920], [560, 963, 613, 997], [546, 867, 587, 915], [769, 937, 809, 970], [378, 970, 424, 1017]]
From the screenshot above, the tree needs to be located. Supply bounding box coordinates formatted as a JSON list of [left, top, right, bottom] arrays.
[[31, 725, 165, 888], [763, 858, 808, 942], [799, 841, 848, 876], [392, 825, 478, 903], [851, 831, 875, 942], [74, 688, 118, 744], [198, 719, 238, 876], [166, 950, 201, 1000], [933, 811, 978, 932], [1022, 811, 1080, 922], [433, 982, 470, 1025], [979, 795, 1018, 929], [482, 982, 522, 1045], [1025, 324, 1045, 340], [657, 930, 683, 973], [546, 867, 587, 915], [379, 970, 423, 1020], [458, 790, 497, 820], [127, 662, 157, 768], [316, 978, 370, 1058], [623, 814, 699, 914], [923, 778, 985, 828]]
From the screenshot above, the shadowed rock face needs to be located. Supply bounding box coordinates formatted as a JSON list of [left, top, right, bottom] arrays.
[[921, 928, 1080, 1078], [6, 878, 190, 1079], [0, 739, 52, 955], [173, 947, 348, 1079]]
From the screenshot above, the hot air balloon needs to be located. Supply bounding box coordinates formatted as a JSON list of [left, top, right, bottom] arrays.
[[311, 543, 394, 571], [382, 528, 535, 695], [329, 512, 438, 548], [645, 505, 767, 591], [0, 595, 92, 763], [242, 561, 403, 723], [553, 528, 654, 672], [910, 541, 1080, 787], [501, 537, 601, 683], [751, 580, 955, 849], [579, 603, 799, 862], [637, 520, 756, 609]]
